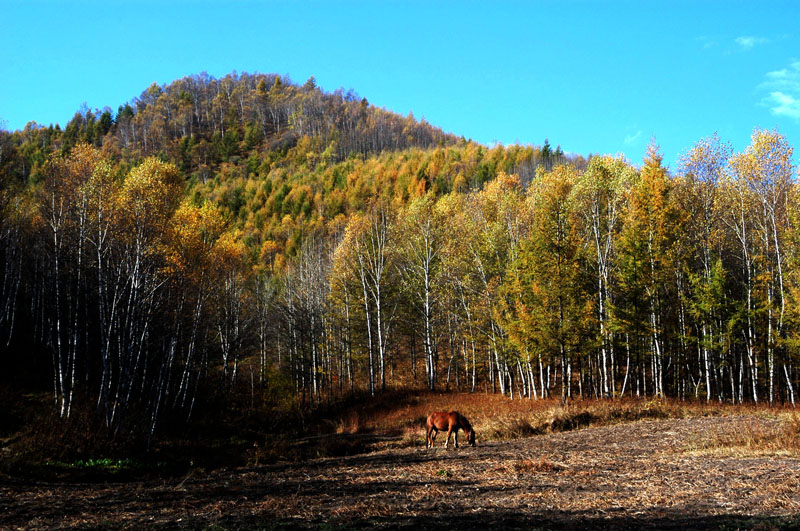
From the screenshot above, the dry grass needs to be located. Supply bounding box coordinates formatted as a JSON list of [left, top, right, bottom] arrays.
[[10, 382, 800, 531], [685, 413, 800, 457], [494, 457, 565, 476], [325, 390, 788, 446], [332, 410, 362, 434], [7, 414, 800, 529], [15, 385, 793, 471]]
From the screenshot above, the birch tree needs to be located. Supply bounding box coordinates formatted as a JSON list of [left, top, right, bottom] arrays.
[[396, 195, 443, 390], [573, 156, 635, 397], [731, 129, 795, 404]]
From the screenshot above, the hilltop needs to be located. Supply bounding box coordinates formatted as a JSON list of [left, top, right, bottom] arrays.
[[1, 71, 572, 263]]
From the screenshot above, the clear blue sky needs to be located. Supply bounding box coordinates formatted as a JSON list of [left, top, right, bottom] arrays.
[[2, 0, 799, 169]]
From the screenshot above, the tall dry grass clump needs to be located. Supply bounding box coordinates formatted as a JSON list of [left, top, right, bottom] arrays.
[[475, 397, 692, 441], [288, 390, 796, 458], [686, 413, 800, 456], [323, 392, 693, 444]]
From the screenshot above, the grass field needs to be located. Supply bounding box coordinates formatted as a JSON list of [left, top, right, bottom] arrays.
[[2, 390, 800, 529]]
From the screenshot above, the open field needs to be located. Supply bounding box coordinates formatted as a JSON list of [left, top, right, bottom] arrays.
[[2, 395, 800, 529]]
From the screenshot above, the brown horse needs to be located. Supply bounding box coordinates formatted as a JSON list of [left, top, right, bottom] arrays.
[[426, 411, 476, 448]]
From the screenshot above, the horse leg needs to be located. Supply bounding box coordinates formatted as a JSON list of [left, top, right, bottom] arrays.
[[445, 428, 452, 448], [455, 429, 459, 448]]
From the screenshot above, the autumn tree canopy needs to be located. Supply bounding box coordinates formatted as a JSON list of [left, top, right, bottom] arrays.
[[2, 72, 799, 446]]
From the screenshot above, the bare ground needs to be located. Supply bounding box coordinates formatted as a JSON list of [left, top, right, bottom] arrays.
[[2, 415, 800, 529]]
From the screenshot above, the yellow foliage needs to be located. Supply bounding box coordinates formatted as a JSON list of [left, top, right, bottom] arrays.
[[121, 158, 183, 228], [162, 199, 226, 279]]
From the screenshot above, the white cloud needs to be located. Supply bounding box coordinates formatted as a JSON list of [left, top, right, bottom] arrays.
[[765, 68, 788, 80], [758, 61, 800, 121], [764, 92, 800, 120], [735, 36, 769, 50], [624, 131, 643, 146], [696, 36, 717, 49]]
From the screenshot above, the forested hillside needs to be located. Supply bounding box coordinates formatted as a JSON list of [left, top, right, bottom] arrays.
[[1, 71, 797, 447]]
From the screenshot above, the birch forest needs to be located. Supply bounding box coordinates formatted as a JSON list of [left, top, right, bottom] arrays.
[[2, 71, 800, 442]]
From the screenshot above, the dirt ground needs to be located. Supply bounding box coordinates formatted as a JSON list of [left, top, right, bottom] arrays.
[[2, 415, 800, 529]]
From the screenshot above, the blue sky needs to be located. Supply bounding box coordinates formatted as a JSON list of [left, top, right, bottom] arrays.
[[2, 0, 799, 169]]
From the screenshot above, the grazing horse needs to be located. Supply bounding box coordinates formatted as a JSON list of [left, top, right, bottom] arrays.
[[426, 411, 476, 448]]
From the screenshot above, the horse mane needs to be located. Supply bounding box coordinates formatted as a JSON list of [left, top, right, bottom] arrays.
[[459, 412, 472, 431]]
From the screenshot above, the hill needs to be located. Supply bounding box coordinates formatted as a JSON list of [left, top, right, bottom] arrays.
[[1, 71, 572, 263], [1, 72, 799, 459]]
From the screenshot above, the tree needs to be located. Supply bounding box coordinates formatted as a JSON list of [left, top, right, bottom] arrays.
[[396, 194, 444, 390], [162, 199, 226, 420], [436, 192, 483, 393], [573, 155, 636, 397], [101, 157, 183, 430], [507, 164, 589, 403], [37, 145, 102, 417], [730, 129, 795, 405], [463, 173, 524, 396], [615, 143, 680, 398], [678, 134, 734, 402], [334, 203, 396, 395]]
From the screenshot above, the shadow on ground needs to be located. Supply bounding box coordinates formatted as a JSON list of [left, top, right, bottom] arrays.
[[214, 511, 800, 530]]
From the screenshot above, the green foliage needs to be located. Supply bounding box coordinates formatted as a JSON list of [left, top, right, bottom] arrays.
[[5, 70, 800, 452], [45, 458, 165, 472]]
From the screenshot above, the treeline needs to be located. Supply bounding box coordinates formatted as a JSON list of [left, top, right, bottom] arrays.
[[4, 72, 798, 446], [0, 140, 574, 440], [1, 70, 569, 269], [272, 130, 800, 407], [0, 71, 575, 442], [3, 130, 798, 443], [0, 146, 252, 442]]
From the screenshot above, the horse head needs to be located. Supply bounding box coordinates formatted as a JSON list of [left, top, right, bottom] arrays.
[[466, 427, 476, 446], [460, 415, 476, 447]]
